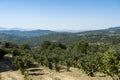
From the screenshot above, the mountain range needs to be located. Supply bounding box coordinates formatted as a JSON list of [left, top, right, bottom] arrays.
[[0, 26, 120, 46], [0, 29, 56, 37]]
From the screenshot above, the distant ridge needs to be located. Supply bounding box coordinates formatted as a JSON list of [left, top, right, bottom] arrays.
[[0, 29, 56, 37], [0, 26, 120, 46], [108, 26, 120, 30], [0, 26, 120, 37]]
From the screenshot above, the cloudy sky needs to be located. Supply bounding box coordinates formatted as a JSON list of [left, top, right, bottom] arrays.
[[0, 0, 120, 30]]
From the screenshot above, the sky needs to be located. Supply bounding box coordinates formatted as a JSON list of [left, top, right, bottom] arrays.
[[0, 0, 120, 31]]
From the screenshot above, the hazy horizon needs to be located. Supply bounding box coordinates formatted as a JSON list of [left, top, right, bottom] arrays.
[[0, 0, 120, 30], [0, 25, 119, 31]]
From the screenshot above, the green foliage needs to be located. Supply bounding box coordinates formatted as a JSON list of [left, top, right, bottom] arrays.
[[0, 48, 7, 59], [19, 43, 31, 50], [102, 49, 120, 80], [1, 35, 120, 80], [1, 27, 120, 47], [4, 42, 17, 48], [80, 53, 101, 77], [72, 40, 88, 54], [12, 49, 21, 56], [12, 50, 34, 74], [65, 58, 72, 71], [41, 41, 66, 50]]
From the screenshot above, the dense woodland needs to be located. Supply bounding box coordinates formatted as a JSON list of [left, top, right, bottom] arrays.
[[0, 27, 120, 80]]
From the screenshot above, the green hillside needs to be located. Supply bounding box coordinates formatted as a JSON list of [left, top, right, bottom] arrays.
[[0, 26, 120, 47]]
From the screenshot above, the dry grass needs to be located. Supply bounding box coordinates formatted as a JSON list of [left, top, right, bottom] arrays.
[[0, 55, 112, 80], [0, 66, 112, 80], [28, 67, 112, 80]]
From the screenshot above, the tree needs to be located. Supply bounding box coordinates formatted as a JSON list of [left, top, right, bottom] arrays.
[[47, 57, 54, 69], [41, 41, 51, 50], [72, 41, 88, 54], [65, 57, 72, 71], [0, 49, 7, 59], [102, 49, 120, 80], [80, 53, 101, 77], [53, 59, 60, 72], [12, 49, 21, 56], [19, 43, 31, 50], [12, 51, 34, 75], [2, 42, 18, 48], [71, 41, 89, 68]]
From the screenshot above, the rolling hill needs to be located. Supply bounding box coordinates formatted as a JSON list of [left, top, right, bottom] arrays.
[[0, 30, 56, 37], [25, 26, 120, 46], [0, 26, 120, 46]]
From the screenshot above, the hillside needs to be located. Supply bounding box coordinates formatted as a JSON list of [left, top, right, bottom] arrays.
[[0, 30, 56, 37], [0, 27, 120, 80], [78, 26, 120, 35], [0, 33, 27, 44], [0, 26, 120, 46], [25, 26, 120, 46]]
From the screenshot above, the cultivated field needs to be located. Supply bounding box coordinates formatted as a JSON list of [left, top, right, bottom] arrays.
[[0, 55, 112, 80]]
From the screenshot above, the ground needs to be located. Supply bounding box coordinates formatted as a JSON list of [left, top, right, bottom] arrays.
[[0, 55, 23, 80], [0, 55, 112, 80]]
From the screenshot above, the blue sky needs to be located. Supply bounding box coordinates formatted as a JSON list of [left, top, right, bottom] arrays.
[[0, 0, 120, 30]]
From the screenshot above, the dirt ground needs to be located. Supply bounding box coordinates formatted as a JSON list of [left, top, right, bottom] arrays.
[[0, 56, 112, 80], [28, 67, 112, 80]]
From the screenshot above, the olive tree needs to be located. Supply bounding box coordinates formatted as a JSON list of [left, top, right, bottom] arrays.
[[102, 49, 120, 80]]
